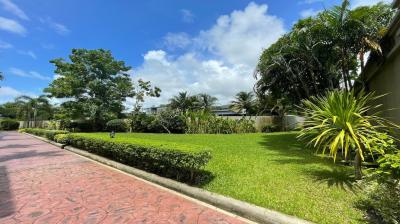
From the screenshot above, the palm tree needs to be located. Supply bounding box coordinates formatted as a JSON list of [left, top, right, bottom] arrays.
[[168, 92, 198, 112], [196, 94, 218, 111], [15, 95, 53, 127], [230, 91, 255, 115]]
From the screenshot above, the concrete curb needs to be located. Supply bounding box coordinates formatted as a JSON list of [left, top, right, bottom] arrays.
[[24, 132, 313, 224]]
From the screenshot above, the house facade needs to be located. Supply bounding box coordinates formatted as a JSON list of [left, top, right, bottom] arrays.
[[362, 0, 400, 124]]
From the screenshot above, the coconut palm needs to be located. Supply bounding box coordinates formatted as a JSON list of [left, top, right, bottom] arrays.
[[196, 93, 218, 111], [298, 90, 398, 179], [15, 95, 53, 127], [230, 91, 255, 115], [168, 92, 198, 112]]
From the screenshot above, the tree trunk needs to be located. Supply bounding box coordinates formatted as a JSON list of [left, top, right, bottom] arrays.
[[354, 150, 363, 180]]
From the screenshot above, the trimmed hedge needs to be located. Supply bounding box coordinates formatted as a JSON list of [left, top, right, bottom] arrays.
[[106, 119, 128, 132], [21, 129, 212, 184], [19, 128, 69, 141], [0, 119, 19, 130]]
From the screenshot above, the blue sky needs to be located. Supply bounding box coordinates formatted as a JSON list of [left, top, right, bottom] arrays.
[[0, 0, 390, 106]]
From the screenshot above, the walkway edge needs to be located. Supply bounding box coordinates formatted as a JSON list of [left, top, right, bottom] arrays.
[[25, 133, 313, 224]]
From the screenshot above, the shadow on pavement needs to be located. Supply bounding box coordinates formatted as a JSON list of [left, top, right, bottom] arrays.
[[0, 166, 14, 218]]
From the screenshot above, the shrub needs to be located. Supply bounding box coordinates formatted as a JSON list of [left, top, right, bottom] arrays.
[[66, 120, 93, 132], [129, 113, 160, 133], [184, 111, 256, 134], [63, 134, 211, 183], [20, 128, 69, 141], [298, 90, 399, 179], [106, 119, 128, 132], [261, 124, 280, 133], [54, 134, 70, 144], [156, 109, 186, 133], [357, 177, 400, 224], [0, 119, 19, 130]]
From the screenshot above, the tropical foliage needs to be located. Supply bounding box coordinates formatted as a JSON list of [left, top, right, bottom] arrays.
[[168, 92, 217, 112], [254, 1, 394, 105], [298, 90, 398, 179], [14, 95, 54, 125], [184, 110, 255, 134], [230, 91, 256, 115]]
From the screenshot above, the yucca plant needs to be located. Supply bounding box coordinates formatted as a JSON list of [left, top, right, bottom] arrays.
[[298, 90, 398, 179]]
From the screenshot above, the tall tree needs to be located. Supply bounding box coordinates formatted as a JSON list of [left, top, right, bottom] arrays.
[[14, 95, 53, 126], [44, 49, 135, 130], [254, 1, 394, 105], [196, 93, 218, 111], [230, 91, 255, 115], [168, 92, 198, 112]]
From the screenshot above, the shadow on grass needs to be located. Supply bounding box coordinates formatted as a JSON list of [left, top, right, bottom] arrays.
[[258, 133, 358, 191], [305, 168, 359, 192]]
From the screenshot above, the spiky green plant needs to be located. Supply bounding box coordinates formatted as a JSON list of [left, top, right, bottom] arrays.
[[298, 90, 398, 179]]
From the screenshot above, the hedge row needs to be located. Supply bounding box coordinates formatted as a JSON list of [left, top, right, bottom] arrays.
[[20, 129, 212, 184], [0, 119, 19, 130], [19, 128, 69, 141]]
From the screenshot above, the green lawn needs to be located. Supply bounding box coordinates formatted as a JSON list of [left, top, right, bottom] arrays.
[[77, 132, 365, 224]]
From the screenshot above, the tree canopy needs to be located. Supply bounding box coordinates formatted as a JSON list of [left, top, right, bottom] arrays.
[[44, 49, 135, 130], [254, 1, 394, 106]]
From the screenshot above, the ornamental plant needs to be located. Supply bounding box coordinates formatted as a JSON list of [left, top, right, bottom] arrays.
[[298, 90, 398, 179]]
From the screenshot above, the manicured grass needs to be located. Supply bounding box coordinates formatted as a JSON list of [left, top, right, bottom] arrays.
[[77, 132, 365, 224]]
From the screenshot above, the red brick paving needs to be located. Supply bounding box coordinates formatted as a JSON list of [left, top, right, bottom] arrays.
[[0, 132, 248, 224]]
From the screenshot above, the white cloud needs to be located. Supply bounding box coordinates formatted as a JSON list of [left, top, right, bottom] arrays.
[[352, 0, 391, 8], [40, 17, 70, 35], [9, 67, 51, 80], [0, 16, 26, 35], [0, 0, 29, 20], [164, 32, 191, 50], [198, 2, 285, 67], [133, 2, 285, 108], [0, 40, 12, 49], [181, 9, 194, 23], [0, 86, 36, 103], [300, 8, 322, 18], [17, 50, 36, 59]]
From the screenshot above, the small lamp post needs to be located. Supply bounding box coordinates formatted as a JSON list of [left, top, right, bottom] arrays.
[[110, 130, 115, 138]]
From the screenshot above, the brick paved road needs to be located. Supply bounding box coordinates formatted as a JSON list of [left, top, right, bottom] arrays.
[[0, 132, 248, 224]]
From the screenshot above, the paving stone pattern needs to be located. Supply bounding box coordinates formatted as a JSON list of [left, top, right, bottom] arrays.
[[0, 132, 247, 224]]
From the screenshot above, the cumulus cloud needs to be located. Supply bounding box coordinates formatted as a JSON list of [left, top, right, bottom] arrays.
[[40, 17, 70, 35], [181, 9, 194, 23], [0, 86, 36, 103], [164, 32, 192, 50], [10, 67, 51, 80], [134, 2, 285, 107], [198, 2, 285, 67], [0, 16, 26, 35], [300, 8, 322, 18], [0, 0, 29, 20]]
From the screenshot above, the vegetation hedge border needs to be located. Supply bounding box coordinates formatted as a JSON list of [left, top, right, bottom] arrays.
[[19, 128, 69, 141], [20, 128, 212, 184], [0, 119, 20, 130]]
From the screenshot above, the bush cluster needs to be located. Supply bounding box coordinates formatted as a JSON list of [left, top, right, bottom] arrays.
[[60, 134, 211, 183], [20, 128, 69, 141], [184, 111, 256, 134], [106, 119, 128, 132], [128, 110, 186, 133], [0, 119, 19, 130]]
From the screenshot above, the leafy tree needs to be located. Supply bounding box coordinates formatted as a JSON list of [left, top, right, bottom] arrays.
[[14, 95, 53, 126], [0, 71, 3, 83], [298, 90, 398, 179], [44, 49, 135, 130], [131, 79, 161, 112], [196, 93, 218, 111], [255, 1, 394, 105], [0, 102, 18, 118], [168, 92, 199, 112], [230, 91, 255, 115]]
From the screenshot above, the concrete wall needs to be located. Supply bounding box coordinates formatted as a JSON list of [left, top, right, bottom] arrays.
[[19, 120, 50, 129]]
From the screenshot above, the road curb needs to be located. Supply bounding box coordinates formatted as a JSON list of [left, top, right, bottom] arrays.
[[24, 132, 313, 224]]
